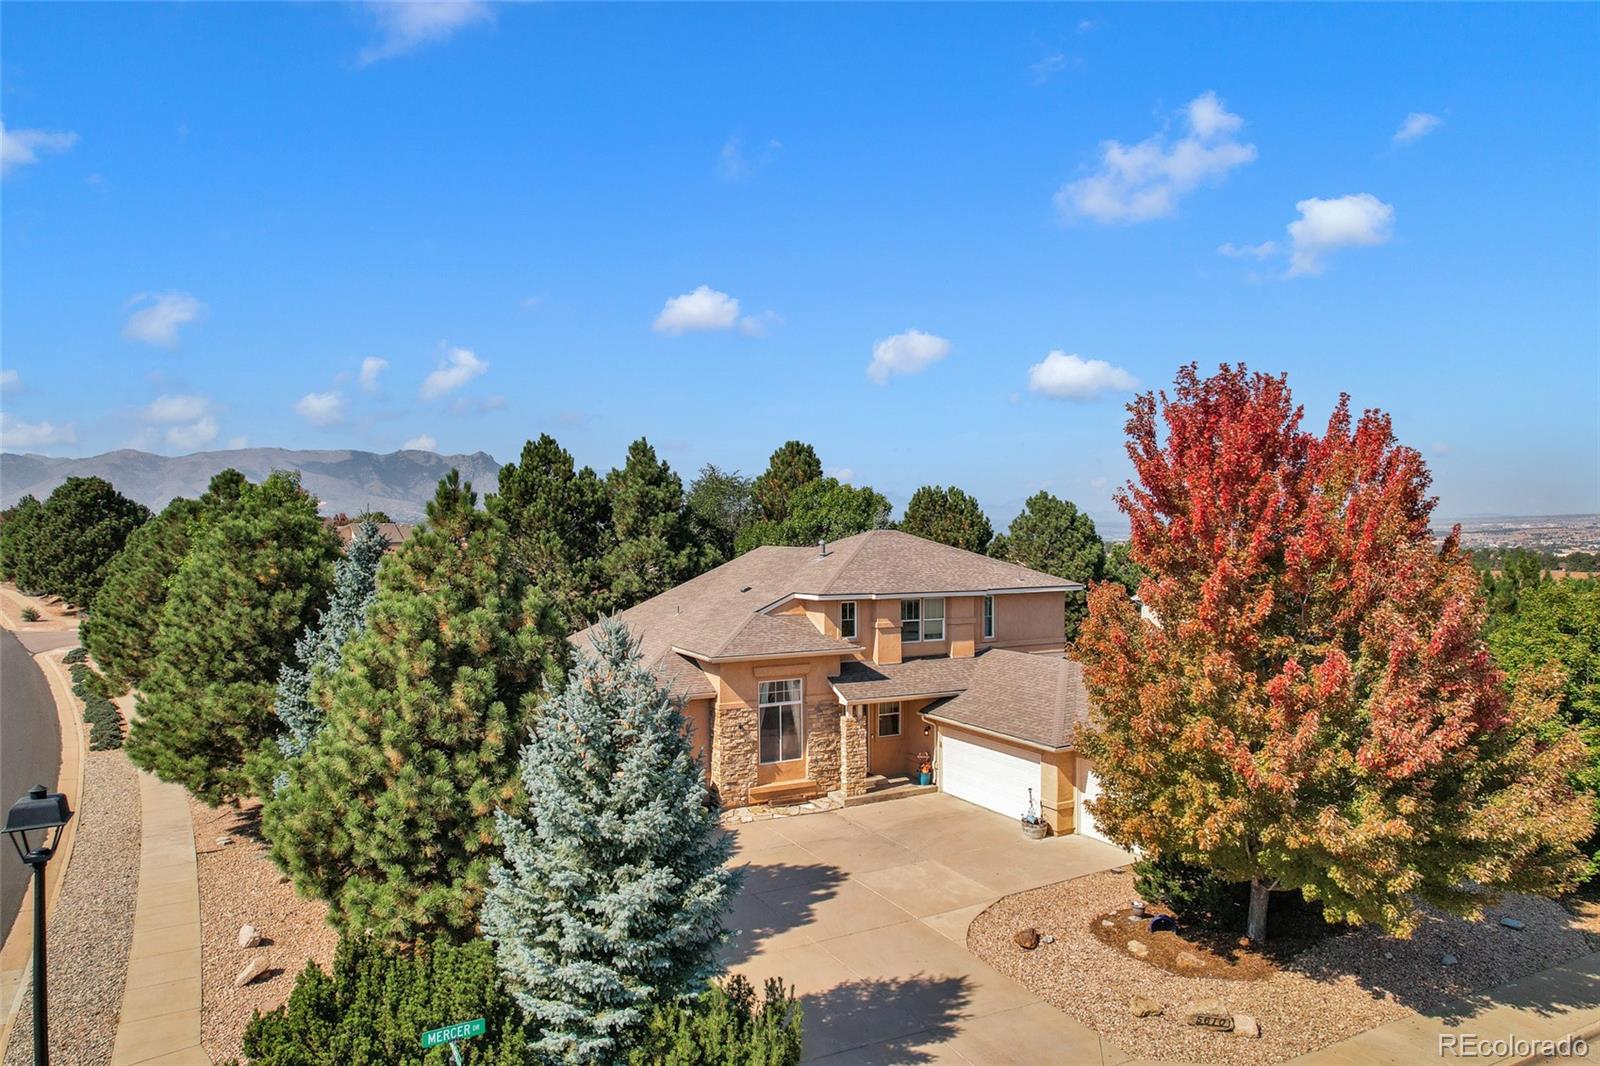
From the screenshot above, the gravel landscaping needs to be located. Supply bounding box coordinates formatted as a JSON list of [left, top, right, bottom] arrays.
[[191, 796, 338, 1064], [3, 750, 141, 1066], [969, 869, 1593, 1065]]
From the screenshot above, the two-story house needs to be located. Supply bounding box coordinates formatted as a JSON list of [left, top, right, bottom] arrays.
[[574, 528, 1108, 838]]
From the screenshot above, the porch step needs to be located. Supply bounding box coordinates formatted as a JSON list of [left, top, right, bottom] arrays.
[[827, 775, 939, 808], [749, 778, 822, 805]]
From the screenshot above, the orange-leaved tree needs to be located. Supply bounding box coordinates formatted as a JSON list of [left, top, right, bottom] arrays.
[[1077, 363, 1592, 942]]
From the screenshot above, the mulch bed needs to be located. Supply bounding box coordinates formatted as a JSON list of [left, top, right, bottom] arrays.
[[1088, 895, 1346, 981]]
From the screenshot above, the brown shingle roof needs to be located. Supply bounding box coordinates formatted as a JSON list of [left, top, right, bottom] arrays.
[[829, 656, 979, 702], [922, 650, 1090, 750]]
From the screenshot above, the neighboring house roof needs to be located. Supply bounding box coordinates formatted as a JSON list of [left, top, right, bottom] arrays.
[[830, 655, 979, 703], [333, 521, 414, 550], [922, 649, 1091, 751]]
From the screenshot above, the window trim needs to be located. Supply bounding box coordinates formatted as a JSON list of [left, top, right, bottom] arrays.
[[983, 594, 994, 640], [757, 678, 805, 764], [902, 597, 946, 643], [839, 600, 857, 641], [877, 701, 901, 738]]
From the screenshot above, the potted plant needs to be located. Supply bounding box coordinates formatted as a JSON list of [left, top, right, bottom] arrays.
[[1021, 788, 1048, 839], [915, 752, 933, 786]]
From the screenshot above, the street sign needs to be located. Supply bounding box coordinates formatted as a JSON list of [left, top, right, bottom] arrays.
[[421, 1017, 486, 1050]]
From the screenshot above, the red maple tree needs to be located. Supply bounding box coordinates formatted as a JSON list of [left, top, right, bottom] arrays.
[[1078, 364, 1591, 941]]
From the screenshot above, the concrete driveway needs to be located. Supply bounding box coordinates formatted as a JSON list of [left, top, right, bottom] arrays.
[[720, 792, 1134, 1064]]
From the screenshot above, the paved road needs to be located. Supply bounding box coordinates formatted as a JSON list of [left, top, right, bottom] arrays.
[[0, 628, 61, 944]]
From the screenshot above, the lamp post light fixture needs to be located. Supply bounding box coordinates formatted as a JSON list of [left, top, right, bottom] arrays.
[[5, 784, 72, 1066]]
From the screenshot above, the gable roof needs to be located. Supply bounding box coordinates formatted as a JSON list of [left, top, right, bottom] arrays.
[[829, 655, 979, 703], [921, 649, 1091, 750]]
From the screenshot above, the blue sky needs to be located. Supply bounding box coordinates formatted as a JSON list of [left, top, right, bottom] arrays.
[[3, 2, 1597, 531]]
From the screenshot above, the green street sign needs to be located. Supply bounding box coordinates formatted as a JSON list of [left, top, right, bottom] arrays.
[[420, 1017, 486, 1050]]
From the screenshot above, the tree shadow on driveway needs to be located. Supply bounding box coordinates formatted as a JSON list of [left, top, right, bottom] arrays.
[[718, 860, 848, 968], [800, 973, 972, 1064]]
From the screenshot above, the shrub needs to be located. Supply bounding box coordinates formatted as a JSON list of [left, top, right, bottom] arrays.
[[628, 976, 803, 1066], [237, 936, 535, 1066], [83, 696, 125, 751], [21, 607, 41, 622], [63, 647, 88, 665], [1133, 854, 1245, 931]]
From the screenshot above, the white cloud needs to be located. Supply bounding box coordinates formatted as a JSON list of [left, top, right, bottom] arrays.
[[143, 393, 212, 423], [1393, 112, 1442, 145], [1031, 52, 1067, 85], [0, 369, 19, 391], [1, 121, 78, 177], [166, 416, 218, 450], [1287, 193, 1395, 276], [402, 434, 439, 451], [0, 412, 75, 448], [737, 310, 783, 338], [1055, 91, 1257, 224], [1027, 351, 1138, 401], [358, 0, 492, 65], [359, 356, 389, 391], [867, 330, 951, 384], [716, 136, 782, 182], [653, 286, 741, 334], [419, 346, 487, 400], [294, 390, 346, 427], [1217, 241, 1277, 259], [832, 467, 855, 483], [122, 291, 202, 347]]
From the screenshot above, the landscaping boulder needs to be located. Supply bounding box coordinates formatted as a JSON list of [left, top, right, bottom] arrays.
[[1126, 939, 1149, 959], [234, 956, 270, 988], [238, 924, 261, 949], [1175, 950, 1204, 969], [1014, 927, 1040, 950], [1501, 917, 1525, 930], [1233, 1014, 1262, 1039], [1130, 995, 1163, 1018], [1442, 954, 1459, 966], [1181, 1001, 1234, 1031]]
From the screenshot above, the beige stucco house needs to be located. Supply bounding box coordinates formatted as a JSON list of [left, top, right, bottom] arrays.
[[574, 529, 1109, 837]]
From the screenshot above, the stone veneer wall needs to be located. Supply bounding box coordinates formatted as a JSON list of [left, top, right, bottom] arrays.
[[803, 699, 844, 793], [839, 713, 869, 796], [710, 704, 758, 808]]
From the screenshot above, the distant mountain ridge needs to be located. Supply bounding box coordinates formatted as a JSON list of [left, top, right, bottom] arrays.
[[0, 447, 503, 520]]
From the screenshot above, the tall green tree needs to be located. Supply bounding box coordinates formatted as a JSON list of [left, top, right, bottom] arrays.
[[600, 439, 712, 612], [899, 485, 993, 554], [483, 620, 738, 1063], [734, 477, 892, 554], [995, 491, 1104, 638], [126, 472, 339, 804], [1102, 540, 1147, 595], [489, 434, 611, 628], [752, 441, 822, 523], [0, 495, 45, 589], [686, 463, 755, 561], [1480, 547, 1547, 625], [27, 476, 150, 608], [1078, 364, 1591, 942], [264, 473, 566, 944]]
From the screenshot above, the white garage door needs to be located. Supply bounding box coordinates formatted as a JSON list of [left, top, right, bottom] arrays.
[[938, 730, 1040, 820], [1074, 758, 1110, 844]]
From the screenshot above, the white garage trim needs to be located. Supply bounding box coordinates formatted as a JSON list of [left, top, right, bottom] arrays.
[[1074, 756, 1110, 844], [937, 727, 1041, 821]]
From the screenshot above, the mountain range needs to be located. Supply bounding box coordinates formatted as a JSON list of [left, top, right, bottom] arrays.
[[0, 447, 503, 520]]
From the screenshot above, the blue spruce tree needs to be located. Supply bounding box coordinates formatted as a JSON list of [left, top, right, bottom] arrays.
[[483, 618, 739, 1063]]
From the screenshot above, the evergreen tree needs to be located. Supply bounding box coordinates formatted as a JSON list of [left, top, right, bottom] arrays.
[[126, 472, 339, 804], [752, 441, 822, 523], [253, 519, 388, 796], [1102, 540, 1146, 595], [0, 495, 45, 589], [488, 434, 611, 628], [600, 439, 712, 612], [899, 485, 993, 554], [686, 463, 755, 561], [482, 620, 739, 1063], [264, 472, 566, 944], [995, 491, 1105, 638], [629, 976, 803, 1066], [735, 478, 892, 554], [27, 476, 150, 608]]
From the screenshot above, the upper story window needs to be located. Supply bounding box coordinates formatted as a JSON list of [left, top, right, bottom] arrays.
[[839, 601, 857, 640], [901, 597, 945, 643], [983, 595, 994, 639], [757, 679, 804, 763]]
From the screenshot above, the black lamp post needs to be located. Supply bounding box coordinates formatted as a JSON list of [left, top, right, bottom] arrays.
[[4, 785, 72, 1066]]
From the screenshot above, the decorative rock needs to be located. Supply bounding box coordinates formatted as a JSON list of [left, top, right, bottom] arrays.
[[1126, 939, 1149, 958], [1101, 919, 1115, 928], [1501, 917, 1525, 930], [234, 956, 270, 987], [1441, 954, 1458, 966], [1181, 1001, 1234, 1031], [738, 811, 754, 823], [800, 803, 816, 811], [238, 924, 261, 948], [216, 835, 233, 847], [1129, 995, 1162, 1018], [1232, 1014, 1262, 1039], [1014, 927, 1040, 950], [1040, 934, 1056, 944], [1383, 951, 1393, 960], [1175, 950, 1205, 969]]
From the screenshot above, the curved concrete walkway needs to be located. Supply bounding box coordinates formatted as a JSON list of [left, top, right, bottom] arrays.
[[109, 769, 210, 1065]]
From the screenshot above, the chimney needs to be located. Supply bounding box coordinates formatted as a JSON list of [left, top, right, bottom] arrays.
[[818, 538, 828, 557]]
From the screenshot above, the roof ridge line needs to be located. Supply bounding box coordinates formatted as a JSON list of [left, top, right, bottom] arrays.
[[816, 530, 878, 594]]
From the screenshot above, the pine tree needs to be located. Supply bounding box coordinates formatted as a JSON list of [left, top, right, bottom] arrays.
[[489, 434, 611, 628], [686, 463, 755, 562], [734, 478, 892, 554], [27, 476, 150, 608], [0, 495, 45, 589], [1078, 364, 1593, 942], [995, 491, 1105, 638], [482, 619, 739, 1063], [899, 485, 993, 554], [752, 440, 822, 523], [600, 439, 713, 612], [264, 472, 566, 944], [254, 519, 388, 796], [126, 472, 339, 804]]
